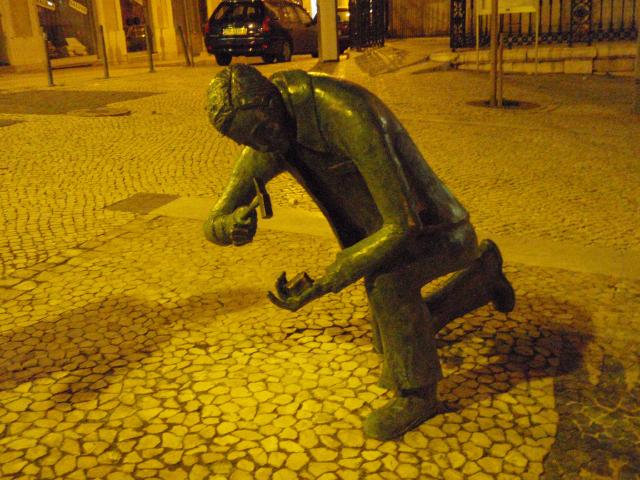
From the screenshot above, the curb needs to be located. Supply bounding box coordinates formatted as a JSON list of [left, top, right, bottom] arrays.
[[430, 41, 636, 75]]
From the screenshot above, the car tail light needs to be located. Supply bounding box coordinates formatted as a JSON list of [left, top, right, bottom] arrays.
[[262, 17, 271, 32]]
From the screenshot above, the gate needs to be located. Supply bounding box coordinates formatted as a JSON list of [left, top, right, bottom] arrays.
[[349, 0, 387, 49], [451, 0, 638, 48], [388, 0, 449, 37]]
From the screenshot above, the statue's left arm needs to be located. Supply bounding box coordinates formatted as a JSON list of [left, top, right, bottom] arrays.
[[269, 104, 421, 311], [318, 113, 420, 293]]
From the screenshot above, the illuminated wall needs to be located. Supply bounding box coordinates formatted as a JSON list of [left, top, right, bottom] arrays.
[[0, 0, 205, 69]]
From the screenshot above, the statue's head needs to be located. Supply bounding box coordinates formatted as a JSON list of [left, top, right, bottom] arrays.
[[206, 64, 291, 154]]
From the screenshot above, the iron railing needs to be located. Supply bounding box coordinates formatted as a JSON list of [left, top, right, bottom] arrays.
[[451, 0, 638, 48], [349, 0, 387, 49]]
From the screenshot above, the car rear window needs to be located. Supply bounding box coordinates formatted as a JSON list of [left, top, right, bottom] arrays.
[[212, 2, 265, 21]]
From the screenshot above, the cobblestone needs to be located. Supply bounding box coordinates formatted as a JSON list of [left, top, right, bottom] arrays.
[[0, 44, 638, 479]]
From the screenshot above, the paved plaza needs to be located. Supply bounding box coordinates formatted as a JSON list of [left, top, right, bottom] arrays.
[[0, 40, 639, 479]]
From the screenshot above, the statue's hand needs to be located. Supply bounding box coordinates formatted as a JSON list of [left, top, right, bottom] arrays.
[[227, 204, 257, 246], [267, 272, 327, 312]]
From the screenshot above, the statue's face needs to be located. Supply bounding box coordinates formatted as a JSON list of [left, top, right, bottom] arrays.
[[225, 97, 291, 154]]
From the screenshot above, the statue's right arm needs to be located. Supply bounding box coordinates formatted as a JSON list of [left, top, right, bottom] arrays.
[[203, 147, 285, 245]]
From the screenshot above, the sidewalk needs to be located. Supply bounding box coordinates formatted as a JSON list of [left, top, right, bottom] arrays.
[[0, 43, 639, 480]]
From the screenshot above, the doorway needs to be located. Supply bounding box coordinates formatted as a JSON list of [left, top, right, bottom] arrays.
[[120, 0, 151, 52]]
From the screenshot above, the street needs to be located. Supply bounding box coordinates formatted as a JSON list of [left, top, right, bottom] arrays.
[[0, 45, 639, 479]]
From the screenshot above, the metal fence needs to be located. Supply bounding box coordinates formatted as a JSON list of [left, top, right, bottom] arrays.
[[451, 0, 638, 48], [349, 0, 387, 49]]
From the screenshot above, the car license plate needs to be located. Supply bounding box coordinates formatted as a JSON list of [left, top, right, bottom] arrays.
[[223, 26, 247, 35]]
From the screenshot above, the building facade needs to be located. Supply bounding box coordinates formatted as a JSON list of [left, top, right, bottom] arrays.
[[0, 0, 218, 70]]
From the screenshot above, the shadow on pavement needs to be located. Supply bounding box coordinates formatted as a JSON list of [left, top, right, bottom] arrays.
[[0, 296, 172, 395], [0, 90, 159, 115], [0, 287, 266, 400], [437, 295, 593, 407], [435, 294, 639, 478]]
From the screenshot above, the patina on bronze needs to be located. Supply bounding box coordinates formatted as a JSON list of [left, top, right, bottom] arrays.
[[203, 64, 516, 441]]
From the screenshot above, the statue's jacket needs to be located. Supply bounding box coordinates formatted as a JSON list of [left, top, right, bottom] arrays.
[[210, 69, 474, 292], [269, 70, 471, 277]]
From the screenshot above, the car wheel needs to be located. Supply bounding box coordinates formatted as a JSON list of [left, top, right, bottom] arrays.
[[261, 54, 276, 64], [215, 53, 232, 66], [277, 41, 292, 63]]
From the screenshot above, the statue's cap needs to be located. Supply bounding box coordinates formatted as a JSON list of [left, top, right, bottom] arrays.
[[206, 64, 279, 132]]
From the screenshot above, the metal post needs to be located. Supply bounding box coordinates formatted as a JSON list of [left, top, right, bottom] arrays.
[[145, 25, 155, 73], [99, 25, 109, 79], [177, 25, 191, 66], [42, 32, 54, 87], [318, 0, 339, 62], [489, 0, 499, 106], [144, 0, 155, 73], [634, 29, 640, 114], [181, 0, 194, 66], [497, 33, 504, 107]]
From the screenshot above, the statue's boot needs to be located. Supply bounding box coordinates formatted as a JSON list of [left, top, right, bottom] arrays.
[[363, 385, 439, 441], [426, 239, 515, 333]]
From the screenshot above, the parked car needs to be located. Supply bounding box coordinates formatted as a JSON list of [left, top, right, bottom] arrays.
[[205, 0, 318, 66]]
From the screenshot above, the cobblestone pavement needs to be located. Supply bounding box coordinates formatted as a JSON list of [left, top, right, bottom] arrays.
[[0, 45, 639, 479]]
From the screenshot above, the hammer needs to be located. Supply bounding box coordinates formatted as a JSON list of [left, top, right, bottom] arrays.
[[246, 177, 273, 219]]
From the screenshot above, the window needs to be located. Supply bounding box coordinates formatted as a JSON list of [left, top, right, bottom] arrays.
[[294, 6, 313, 24], [214, 3, 264, 21], [265, 5, 281, 19], [280, 5, 298, 22], [37, 0, 96, 59]]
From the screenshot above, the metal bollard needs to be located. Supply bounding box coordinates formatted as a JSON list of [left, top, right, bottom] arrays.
[[145, 25, 155, 73], [497, 33, 504, 108], [488, 0, 499, 107], [634, 32, 640, 114], [43, 32, 54, 87], [181, 0, 195, 67], [99, 25, 109, 79], [177, 26, 191, 66]]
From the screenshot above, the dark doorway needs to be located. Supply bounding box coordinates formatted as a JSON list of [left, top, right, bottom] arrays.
[[120, 0, 150, 52]]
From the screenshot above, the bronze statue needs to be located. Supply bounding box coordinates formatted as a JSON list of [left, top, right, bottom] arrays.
[[204, 64, 515, 441]]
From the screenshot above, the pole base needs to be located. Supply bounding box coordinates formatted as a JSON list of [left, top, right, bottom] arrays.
[[467, 99, 539, 110]]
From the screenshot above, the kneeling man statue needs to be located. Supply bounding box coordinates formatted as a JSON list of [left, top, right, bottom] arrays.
[[203, 65, 515, 441]]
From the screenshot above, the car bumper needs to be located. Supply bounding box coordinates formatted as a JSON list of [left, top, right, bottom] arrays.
[[205, 36, 280, 56]]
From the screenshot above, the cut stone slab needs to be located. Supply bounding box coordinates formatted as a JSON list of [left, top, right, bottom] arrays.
[[149, 196, 640, 279], [106, 193, 179, 215]]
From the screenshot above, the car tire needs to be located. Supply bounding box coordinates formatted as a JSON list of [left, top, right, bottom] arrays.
[[261, 54, 276, 64], [277, 41, 292, 63], [215, 53, 232, 66]]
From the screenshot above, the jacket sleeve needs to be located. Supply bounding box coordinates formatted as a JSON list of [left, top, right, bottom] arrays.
[[317, 98, 422, 293]]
